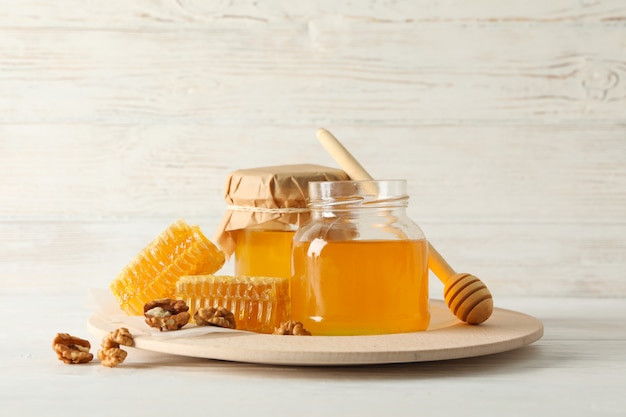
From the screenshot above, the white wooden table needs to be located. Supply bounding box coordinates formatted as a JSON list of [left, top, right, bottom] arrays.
[[2, 294, 624, 417]]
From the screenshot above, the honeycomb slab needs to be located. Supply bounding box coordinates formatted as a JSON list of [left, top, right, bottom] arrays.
[[176, 274, 290, 334], [110, 220, 225, 315]]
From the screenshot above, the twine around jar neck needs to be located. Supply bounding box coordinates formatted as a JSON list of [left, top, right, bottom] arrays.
[[226, 205, 309, 214]]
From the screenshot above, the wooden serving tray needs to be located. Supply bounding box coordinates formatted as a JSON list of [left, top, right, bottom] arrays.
[[87, 300, 543, 366]]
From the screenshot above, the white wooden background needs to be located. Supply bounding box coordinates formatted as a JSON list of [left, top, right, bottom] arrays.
[[1, 0, 625, 300]]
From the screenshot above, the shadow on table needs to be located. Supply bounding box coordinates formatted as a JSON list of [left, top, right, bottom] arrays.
[[121, 342, 557, 380]]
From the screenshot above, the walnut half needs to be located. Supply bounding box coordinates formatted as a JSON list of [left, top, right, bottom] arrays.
[[273, 321, 312, 336], [52, 333, 94, 364], [97, 327, 134, 368], [194, 306, 236, 329], [143, 298, 190, 331]]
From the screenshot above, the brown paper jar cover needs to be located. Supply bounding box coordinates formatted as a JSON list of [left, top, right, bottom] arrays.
[[213, 164, 348, 257]]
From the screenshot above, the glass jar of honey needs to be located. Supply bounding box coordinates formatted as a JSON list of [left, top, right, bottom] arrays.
[[214, 164, 348, 279], [290, 180, 430, 335], [233, 221, 298, 278]]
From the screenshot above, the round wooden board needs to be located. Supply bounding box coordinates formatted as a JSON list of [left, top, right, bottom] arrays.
[[87, 300, 543, 366]]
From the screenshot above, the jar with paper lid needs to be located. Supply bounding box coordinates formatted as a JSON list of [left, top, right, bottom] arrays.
[[214, 164, 348, 278], [290, 180, 430, 335]]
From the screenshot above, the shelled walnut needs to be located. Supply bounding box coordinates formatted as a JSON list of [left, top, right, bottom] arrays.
[[273, 321, 312, 336], [52, 333, 94, 364], [97, 327, 134, 368], [194, 306, 236, 329], [143, 298, 190, 331]]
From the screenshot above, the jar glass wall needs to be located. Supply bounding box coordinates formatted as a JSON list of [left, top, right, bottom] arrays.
[[290, 180, 430, 336]]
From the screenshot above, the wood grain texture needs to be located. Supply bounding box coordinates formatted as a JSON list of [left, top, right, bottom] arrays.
[[0, 23, 623, 124], [1, 125, 624, 219], [1, 0, 625, 27], [0, 1, 624, 297]]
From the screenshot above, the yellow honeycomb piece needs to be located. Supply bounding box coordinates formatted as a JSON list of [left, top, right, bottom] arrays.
[[110, 220, 225, 315], [176, 275, 290, 334]]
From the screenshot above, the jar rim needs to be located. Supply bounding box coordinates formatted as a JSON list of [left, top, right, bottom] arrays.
[[307, 180, 408, 208]]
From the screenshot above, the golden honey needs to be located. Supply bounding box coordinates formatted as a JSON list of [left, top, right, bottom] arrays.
[[234, 228, 295, 279], [291, 239, 429, 336]]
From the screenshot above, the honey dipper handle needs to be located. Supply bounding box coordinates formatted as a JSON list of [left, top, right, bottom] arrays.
[[317, 128, 375, 182], [427, 242, 456, 282]]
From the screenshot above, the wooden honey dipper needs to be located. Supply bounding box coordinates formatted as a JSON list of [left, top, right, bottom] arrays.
[[316, 128, 493, 325]]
